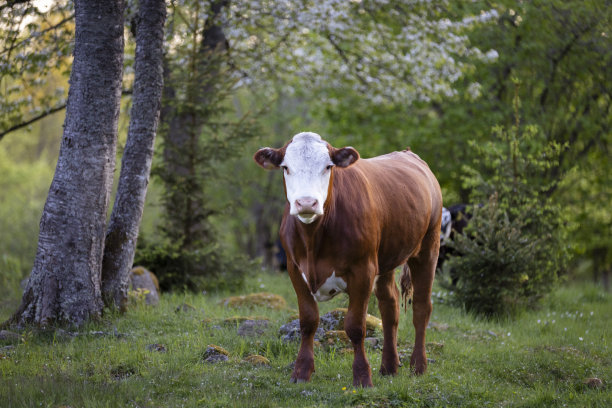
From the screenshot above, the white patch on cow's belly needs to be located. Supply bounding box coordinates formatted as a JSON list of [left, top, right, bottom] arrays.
[[313, 271, 347, 302]]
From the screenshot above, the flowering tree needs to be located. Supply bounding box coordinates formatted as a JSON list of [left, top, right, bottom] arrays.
[[227, 0, 498, 104]]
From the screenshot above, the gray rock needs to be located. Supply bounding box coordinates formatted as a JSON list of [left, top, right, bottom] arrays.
[[146, 343, 167, 352], [364, 337, 379, 348], [202, 346, 229, 364], [279, 310, 346, 343], [205, 353, 229, 363], [0, 330, 21, 342], [279, 313, 343, 343], [238, 320, 269, 337], [130, 266, 160, 306]]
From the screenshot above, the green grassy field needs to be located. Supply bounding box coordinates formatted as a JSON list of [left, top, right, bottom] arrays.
[[1, 271, 610, 407]]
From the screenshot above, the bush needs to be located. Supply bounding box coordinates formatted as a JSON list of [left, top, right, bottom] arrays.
[[133, 238, 254, 293], [444, 86, 570, 318], [445, 195, 557, 318]]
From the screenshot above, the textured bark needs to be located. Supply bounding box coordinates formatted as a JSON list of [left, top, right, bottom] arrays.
[[7, 0, 124, 328], [101, 0, 166, 310]]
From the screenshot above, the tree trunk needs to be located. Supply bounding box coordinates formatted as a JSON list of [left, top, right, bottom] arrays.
[[159, 0, 229, 251], [6, 0, 124, 328], [101, 0, 167, 311]]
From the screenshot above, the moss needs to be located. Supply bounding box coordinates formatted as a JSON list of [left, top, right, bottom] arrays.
[[131, 266, 160, 292], [204, 344, 229, 357], [329, 308, 383, 333], [222, 316, 269, 326], [324, 330, 350, 346], [243, 355, 270, 366], [132, 266, 146, 276], [220, 292, 287, 310]]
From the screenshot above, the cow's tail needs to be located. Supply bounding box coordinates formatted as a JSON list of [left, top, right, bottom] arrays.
[[400, 263, 413, 311]]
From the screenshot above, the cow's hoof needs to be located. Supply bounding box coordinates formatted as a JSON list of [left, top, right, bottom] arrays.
[[410, 352, 427, 375], [379, 364, 398, 376], [353, 375, 373, 388]]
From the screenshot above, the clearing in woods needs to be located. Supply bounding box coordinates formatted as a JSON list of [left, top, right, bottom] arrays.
[[0, 272, 610, 407]]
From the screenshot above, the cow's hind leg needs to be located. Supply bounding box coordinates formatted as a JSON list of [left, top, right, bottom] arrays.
[[407, 231, 438, 375], [374, 270, 400, 376]]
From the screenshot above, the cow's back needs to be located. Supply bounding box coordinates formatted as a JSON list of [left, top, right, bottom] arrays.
[[332, 150, 442, 272]]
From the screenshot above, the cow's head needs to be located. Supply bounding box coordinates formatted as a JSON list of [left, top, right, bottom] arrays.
[[254, 132, 359, 224]]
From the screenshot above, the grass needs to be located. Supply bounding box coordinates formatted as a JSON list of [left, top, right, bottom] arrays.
[[0, 271, 610, 407]]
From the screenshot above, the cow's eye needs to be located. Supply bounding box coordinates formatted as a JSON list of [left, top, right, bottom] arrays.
[[281, 166, 289, 174], [326, 165, 333, 171]]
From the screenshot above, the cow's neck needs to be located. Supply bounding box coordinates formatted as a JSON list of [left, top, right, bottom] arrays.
[[295, 217, 326, 293]]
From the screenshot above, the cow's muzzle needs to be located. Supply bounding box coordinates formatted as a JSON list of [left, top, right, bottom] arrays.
[[295, 197, 319, 215], [294, 197, 322, 224]]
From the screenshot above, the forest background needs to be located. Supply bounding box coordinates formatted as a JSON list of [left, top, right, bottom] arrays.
[[0, 0, 610, 320]]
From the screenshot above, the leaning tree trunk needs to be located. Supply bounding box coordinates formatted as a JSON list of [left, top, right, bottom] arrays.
[[101, 0, 167, 311], [6, 0, 124, 328]]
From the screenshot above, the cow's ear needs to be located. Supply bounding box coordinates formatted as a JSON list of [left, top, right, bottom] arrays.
[[331, 147, 359, 168], [254, 147, 284, 169]]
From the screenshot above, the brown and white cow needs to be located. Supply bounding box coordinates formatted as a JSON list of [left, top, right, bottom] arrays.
[[254, 132, 442, 387]]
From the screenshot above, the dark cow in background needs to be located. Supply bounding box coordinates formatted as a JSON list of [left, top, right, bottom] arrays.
[[254, 132, 442, 387], [438, 204, 473, 285]]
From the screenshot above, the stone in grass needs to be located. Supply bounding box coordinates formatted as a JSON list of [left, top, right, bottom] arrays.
[[175, 303, 196, 313], [324, 330, 351, 347], [202, 345, 229, 363], [584, 377, 604, 389], [220, 292, 287, 310], [223, 316, 269, 326], [237, 320, 269, 337], [428, 321, 449, 331], [243, 355, 270, 366], [364, 337, 379, 348], [129, 266, 160, 306], [279, 309, 382, 343], [0, 330, 21, 342], [279, 319, 325, 343], [146, 343, 167, 353], [324, 308, 383, 335]]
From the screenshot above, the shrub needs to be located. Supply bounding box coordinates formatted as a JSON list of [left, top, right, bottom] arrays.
[[445, 84, 570, 318], [445, 195, 557, 318], [133, 238, 254, 293]]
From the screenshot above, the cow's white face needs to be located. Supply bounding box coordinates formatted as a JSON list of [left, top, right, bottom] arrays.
[[282, 133, 333, 223], [254, 132, 360, 224]]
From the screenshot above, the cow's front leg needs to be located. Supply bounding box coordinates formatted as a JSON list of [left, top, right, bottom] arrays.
[[345, 272, 375, 387], [374, 270, 400, 376], [287, 263, 319, 383]]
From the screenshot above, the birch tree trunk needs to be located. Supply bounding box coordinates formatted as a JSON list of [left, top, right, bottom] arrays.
[[101, 0, 167, 310], [7, 0, 124, 328]]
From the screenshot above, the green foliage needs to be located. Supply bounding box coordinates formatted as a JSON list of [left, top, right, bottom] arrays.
[[147, 1, 261, 290], [446, 94, 571, 318], [0, 138, 56, 276], [0, 2, 73, 136], [0, 255, 23, 318], [133, 237, 254, 293], [446, 196, 555, 318]]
